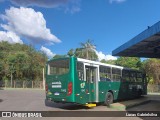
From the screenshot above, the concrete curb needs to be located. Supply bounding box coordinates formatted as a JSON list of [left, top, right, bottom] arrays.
[[148, 93, 160, 95], [109, 97, 150, 111]]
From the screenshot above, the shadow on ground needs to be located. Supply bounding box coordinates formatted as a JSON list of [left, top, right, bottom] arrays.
[[127, 99, 160, 120], [45, 102, 92, 110], [0, 99, 3, 102], [45, 100, 102, 110], [0, 88, 4, 90]]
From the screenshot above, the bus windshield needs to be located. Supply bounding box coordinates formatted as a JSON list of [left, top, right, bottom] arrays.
[[48, 59, 69, 75]]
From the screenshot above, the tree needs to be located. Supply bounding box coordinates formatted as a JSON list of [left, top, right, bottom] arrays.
[[0, 41, 47, 82], [100, 59, 116, 65], [53, 54, 67, 59], [115, 57, 142, 70], [144, 59, 160, 84], [67, 49, 75, 56], [75, 40, 98, 61]]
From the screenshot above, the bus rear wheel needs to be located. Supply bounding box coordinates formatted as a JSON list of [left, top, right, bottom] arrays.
[[137, 89, 142, 98], [45, 99, 53, 106], [104, 92, 113, 106]]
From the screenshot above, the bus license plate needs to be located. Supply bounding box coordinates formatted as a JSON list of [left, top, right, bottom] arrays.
[[54, 92, 59, 95]]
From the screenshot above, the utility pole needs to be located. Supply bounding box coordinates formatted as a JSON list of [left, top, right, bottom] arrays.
[[43, 68, 45, 90], [11, 71, 12, 88], [11, 65, 13, 88]]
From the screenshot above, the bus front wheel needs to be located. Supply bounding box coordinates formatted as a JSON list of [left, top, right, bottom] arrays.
[[104, 92, 113, 106]]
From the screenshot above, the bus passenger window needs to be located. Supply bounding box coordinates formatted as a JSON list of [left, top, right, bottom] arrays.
[[85, 66, 96, 83], [86, 67, 90, 82], [122, 70, 130, 82], [130, 71, 137, 82], [137, 72, 142, 82], [91, 68, 96, 83], [99, 66, 111, 82], [48, 59, 69, 75], [112, 68, 121, 81], [77, 62, 84, 80]]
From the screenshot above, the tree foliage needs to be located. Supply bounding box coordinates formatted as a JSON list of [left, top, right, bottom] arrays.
[[100, 57, 142, 70], [100, 57, 160, 84], [53, 54, 67, 59], [0, 41, 47, 81], [67, 40, 98, 61], [2, 40, 160, 85], [100, 59, 116, 65], [67, 49, 74, 57], [115, 57, 142, 70], [144, 59, 160, 84]]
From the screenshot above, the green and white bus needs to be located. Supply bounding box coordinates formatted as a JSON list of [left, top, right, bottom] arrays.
[[45, 56, 147, 106]]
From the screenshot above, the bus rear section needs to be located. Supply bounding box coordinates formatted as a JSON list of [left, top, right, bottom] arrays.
[[45, 58, 75, 104], [45, 57, 148, 106]]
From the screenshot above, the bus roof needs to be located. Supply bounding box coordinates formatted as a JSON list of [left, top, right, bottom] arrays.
[[47, 56, 140, 71], [77, 58, 138, 71], [47, 57, 69, 63]]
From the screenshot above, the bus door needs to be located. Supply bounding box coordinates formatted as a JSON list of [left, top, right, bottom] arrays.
[[84, 64, 99, 102]]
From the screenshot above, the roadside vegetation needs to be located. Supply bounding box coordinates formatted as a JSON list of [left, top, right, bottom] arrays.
[[0, 40, 160, 89], [0, 41, 47, 84]]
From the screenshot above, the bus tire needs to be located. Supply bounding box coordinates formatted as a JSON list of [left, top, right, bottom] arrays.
[[104, 92, 113, 106], [45, 99, 52, 106], [138, 89, 142, 97]]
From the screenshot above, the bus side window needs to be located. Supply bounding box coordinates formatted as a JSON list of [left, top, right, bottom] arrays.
[[137, 72, 142, 82], [100, 66, 111, 82], [122, 70, 130, 82], [130, 71, 136, 82], [77, 62, 84, 80], [112, 68, 121, 81], [85, 67, 90, 82], [48, 59, 69, 75]]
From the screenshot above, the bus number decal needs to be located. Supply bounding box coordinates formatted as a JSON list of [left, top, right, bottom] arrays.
[[80, 82, 85, 88], [52, 81, 62, 88], [52, 85, 61, 88], [61, 89, 66, 92], [81, 89, 85, 92]]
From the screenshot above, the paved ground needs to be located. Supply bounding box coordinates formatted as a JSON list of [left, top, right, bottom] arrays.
[[0, 89, 160, 120], [0, 89, 114, 111], [126, 95, 160, 120]]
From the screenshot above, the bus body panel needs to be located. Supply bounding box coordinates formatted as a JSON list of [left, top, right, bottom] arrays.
[[74, 77, 88, 104], [46, 57, 75, 103], [99, 81, 121, 102], [74, 59, 98, 104], [45, 56, 147, 105]]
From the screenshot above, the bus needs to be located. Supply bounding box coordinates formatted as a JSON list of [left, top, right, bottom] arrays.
[[45, 56, 147, 106]]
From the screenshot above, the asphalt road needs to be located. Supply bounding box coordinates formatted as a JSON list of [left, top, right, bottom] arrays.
[[0, 89, 160, 120], [0, 89, 114, 111], [126, 94, 160, 120]]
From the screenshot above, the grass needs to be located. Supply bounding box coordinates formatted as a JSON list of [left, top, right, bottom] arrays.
[[147, 92, 160, 95]]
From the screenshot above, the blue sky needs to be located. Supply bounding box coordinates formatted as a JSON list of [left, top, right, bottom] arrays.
[[0, 0, 160, 60]]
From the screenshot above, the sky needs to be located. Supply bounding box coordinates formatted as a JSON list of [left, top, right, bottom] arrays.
[[0, 0, 160, 61]]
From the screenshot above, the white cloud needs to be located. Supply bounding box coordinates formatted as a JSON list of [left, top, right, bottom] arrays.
[[11, 0, 81, 13], [0, 31, 23, 44], [1, 7, 61, 44], [96, 51, 117, 61], [65, 0, 81, 13], [11, 0, 69, 8], [109, 0, 126, 4], [40, 46, 55, 58]]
